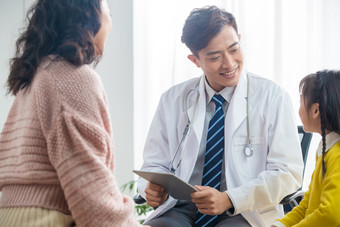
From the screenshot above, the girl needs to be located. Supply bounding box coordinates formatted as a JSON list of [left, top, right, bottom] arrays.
[[272, 70, 340, 227], [0, 0, 145, 226]]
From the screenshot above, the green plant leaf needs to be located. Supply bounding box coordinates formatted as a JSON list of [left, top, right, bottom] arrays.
[[121, 179, 152, 222]]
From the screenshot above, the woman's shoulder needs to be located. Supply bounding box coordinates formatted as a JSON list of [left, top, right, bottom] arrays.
[[37, 56, 102, 91], [38, 55, 99, 83], [33, 56, 106, 111]]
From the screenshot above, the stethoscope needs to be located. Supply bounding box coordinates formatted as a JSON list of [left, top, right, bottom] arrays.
[[244, 74, 254, 157], [170, 79, 200, 173], [169, 75, 254, 173]]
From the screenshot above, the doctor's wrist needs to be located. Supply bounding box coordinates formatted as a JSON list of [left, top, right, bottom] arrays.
[[224, 191, 235, 215]]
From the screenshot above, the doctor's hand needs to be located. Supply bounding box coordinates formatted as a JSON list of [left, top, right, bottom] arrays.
[[144, 182, 169, 208], [191, 185, 233, 216]]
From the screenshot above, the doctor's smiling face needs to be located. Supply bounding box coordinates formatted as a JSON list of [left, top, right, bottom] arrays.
[[188, 25, 244, 92]]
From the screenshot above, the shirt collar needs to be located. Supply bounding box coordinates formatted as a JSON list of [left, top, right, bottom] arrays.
[[316, 131, 340, 157], [204, 76, 236, 104]]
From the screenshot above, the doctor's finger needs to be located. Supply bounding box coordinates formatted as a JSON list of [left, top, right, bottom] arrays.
[[145, 194, 163, 201], [191, 191, 206, 199], [145, 185, 168, 198], [195, 202, 221, 215], [145, 193, 168, 207], [145, 188, 167, 198], [194, 185, 211, 191], [197, 207, 219, 216], [195, 202, 215, 212], [146, 199, 162, 208], [145, 194, 163, 203], [191, 189, 213, 200], [145, 183, 165, 196], [148, 182, 165, 192], [192, 196, 212, 206]]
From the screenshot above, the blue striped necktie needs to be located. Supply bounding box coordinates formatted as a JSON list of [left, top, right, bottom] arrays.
[[195, 94, 225, 227]]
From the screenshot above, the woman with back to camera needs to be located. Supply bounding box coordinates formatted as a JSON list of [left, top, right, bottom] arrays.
[[0, 0, 146, 226], [272, 70, 340, 227]]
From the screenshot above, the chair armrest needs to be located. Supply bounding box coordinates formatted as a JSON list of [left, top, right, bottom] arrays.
[[280, 190, 305, 207], [134, 193, 147, 204]]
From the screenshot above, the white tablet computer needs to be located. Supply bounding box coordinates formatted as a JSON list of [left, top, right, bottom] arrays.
[[133, 170, 198, 200]]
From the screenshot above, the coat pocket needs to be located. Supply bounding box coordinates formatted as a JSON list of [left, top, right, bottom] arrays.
[[232, 136, 266, 180]]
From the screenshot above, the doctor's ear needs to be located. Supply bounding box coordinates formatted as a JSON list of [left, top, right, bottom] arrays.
[[188, 54, 201, 68]]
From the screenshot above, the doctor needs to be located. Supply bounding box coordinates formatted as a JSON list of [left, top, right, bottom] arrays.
[[138, 6, 303, 227]]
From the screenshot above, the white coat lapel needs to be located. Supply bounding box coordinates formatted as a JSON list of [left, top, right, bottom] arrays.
[[225, 72, 248, 140], [186, 75, 206, 145], [179, 76, 206, 181]]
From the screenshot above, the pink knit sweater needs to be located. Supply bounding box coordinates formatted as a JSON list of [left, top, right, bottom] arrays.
[[0, 56, 141, 226]]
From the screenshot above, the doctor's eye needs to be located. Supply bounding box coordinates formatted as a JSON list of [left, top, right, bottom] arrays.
[[210, 56, 221, 61], [230, 47, 239, 53]]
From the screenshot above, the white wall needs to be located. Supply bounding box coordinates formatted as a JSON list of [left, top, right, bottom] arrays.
[[100, 0, 134, 187], [0, 0, 134, 188], [0, 1, 22, 135], [302, 0, 340, 190]]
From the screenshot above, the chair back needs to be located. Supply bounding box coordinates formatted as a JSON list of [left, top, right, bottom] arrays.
[[281, 126, 313, 209], [298, 125, 313, 184]]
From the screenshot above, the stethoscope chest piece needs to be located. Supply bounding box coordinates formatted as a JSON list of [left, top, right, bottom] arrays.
[[244, 143, 254, 157]]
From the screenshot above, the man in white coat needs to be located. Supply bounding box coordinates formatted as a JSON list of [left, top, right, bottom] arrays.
[[138, 6, 303, 227]]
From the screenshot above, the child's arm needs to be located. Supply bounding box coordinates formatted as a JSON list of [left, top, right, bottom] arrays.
[[291, 145, 340, 226], [277, 144, 340, 227], [274, 183, 310, 226]]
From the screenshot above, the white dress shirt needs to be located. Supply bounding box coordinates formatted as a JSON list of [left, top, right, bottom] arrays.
[[189, 76, 235, 192]]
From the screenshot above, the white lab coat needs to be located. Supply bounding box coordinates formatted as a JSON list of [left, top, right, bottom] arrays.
[[138, 70, 303, 227]]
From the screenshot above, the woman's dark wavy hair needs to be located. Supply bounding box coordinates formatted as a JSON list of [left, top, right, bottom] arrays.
[[7, 0, 103, 95], [299, 70, 340, 176], [181, 6, 238, 57]]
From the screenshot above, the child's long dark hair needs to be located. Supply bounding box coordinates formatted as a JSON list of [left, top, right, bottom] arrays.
[[299, 70, 340, 176]]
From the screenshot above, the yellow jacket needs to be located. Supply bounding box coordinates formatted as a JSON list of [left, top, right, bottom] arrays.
[[274, 132, 340, 227]]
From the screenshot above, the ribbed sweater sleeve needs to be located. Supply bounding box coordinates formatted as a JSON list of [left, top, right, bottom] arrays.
[[34, 59, 141, 227]]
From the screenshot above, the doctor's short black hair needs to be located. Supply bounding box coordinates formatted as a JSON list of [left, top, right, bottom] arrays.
[[181, 6, 238, 57]]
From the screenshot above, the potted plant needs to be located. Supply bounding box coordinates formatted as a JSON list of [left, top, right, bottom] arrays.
[[121, 180, 153, 224]]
